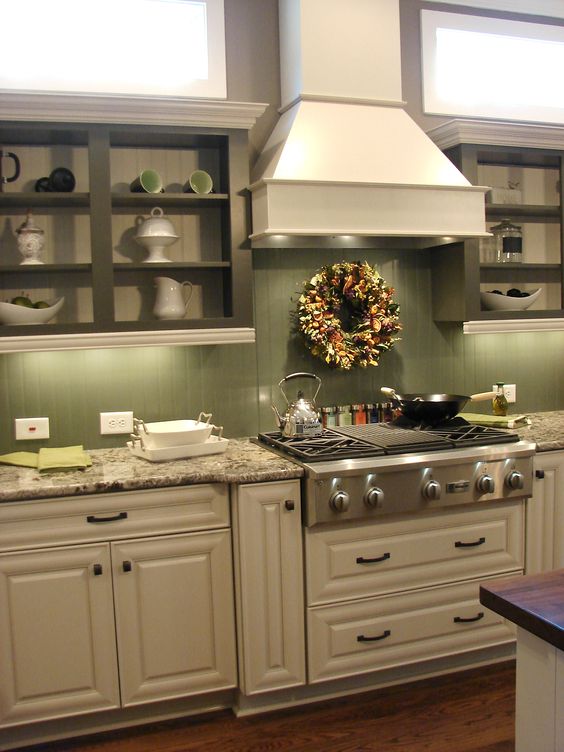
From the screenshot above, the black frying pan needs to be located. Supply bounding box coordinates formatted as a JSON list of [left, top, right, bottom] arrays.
[[381, 387, 496, 425]]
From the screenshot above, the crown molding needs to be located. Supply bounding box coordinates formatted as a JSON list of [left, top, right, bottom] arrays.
[[426, 118, 564, 151], [0, 92, 268, 130]]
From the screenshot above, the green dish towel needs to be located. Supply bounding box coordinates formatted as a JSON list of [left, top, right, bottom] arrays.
[[0, 446, 91, 471], [459, 412, 530, 429], [0, 451, 40, 468], [38, 446, 91, 472]]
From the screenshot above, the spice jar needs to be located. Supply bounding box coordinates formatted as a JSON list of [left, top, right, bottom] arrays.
[[351, 404, 367, 425], [321, 406, 337, 428], [492, 219, 522, 263], [336, 405, 352, 426]]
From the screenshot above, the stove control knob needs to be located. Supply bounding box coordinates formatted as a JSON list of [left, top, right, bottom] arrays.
[[329, 490, 350, 513], [505, 470, 525, 490], [422, 479, 441, 501], [364, 487, 384, 508], [476, 474, 495, 494]]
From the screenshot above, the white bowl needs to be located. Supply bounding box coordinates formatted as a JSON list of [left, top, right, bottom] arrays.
[[0, 297, 64, 325], [139, 418, 214, 449], [480, 288, 542, 311]]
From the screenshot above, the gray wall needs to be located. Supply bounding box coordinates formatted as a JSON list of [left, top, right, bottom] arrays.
[[0, 1, 563, 454]]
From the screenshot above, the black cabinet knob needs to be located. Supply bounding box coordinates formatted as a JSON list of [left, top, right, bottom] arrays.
[[284, 499, 295, 511], [93, 563, 103, 576], [536, 469, 545, 479], [122, 560, 132, 573]]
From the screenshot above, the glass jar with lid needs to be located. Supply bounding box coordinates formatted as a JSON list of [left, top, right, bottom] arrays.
[[491, 219, 522, 263]]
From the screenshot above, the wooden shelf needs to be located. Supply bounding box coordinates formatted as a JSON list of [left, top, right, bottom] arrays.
[[480, 263, 561, 271], [486, 204, 560, 222], [0, 193, 90, 208], [0, 264, 92, 273], [111, 193, 229, 208], [113, 262, 231, 271]]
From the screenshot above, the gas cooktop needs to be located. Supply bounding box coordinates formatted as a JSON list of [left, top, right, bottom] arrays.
[[257, 420, 521, 463]]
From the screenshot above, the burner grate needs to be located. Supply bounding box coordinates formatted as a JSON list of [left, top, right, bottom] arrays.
[[256, 421, 520, 463]]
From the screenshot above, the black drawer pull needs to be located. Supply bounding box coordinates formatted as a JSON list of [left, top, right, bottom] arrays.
[[93, 563, 103, 576], [356, 552, 391, 564], [87, 512, 128, 524], [536, 469, 545, 479], [357, 630, 391, 643], [454, 612, 484, 624], [284, 499, 295, 511], [454, 536, 485, 548], [122, 560, 132, 573]]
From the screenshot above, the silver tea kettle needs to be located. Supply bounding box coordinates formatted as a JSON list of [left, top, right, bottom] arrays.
[[272, 372, 323, 437]]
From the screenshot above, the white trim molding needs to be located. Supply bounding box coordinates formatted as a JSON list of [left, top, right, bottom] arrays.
[[463, 318, 564, 334], [421, 0, 564, 20], [0, 92, 268, 130], [427, 118, 564, 151], [0, 328, 256, 353]]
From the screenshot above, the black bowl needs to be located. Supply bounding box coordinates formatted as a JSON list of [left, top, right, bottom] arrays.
[[49, 167, 76, 192]]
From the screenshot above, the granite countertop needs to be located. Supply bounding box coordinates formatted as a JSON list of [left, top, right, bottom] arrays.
[[480, 569, 564, 652], [515, 410, 564, 452], [0, 439, 303, 504], [0, 410, 563, 504]]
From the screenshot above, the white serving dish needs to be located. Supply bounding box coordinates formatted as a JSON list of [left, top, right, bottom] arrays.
[[135, 417, 214, 448], [0, 297, 64, 325], [480, 288, 541, 311], [127, 435, 229, 462]]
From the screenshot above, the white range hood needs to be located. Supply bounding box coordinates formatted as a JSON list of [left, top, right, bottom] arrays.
[[249, 0, 488, 248]]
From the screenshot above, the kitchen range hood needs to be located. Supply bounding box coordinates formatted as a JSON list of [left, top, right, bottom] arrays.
[[249, 0, 488, 249]]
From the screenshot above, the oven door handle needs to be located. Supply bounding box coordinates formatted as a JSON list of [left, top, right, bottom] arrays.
[[356, 552, 391, 564]]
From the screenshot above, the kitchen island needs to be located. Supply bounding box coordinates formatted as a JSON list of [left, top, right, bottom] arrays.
[[480, 570, 564, 752]]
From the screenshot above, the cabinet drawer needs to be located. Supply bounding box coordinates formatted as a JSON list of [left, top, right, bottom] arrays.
[[307, 575, 518, 684], [0, 484, 229, 551], [306, 501, 524, 605]]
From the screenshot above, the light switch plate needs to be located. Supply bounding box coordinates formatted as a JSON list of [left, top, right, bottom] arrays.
[[15, 417, 50, 440]]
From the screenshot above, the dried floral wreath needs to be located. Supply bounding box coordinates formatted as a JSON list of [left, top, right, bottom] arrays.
[[296, 261, 401, 370]]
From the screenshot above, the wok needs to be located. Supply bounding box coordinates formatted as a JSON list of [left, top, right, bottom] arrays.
[[381, 387, 496, 425]]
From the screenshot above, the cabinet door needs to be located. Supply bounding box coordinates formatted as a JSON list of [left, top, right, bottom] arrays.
[[233, 480, 305, 695], [526, 451, 564, 574], [112, 530, 237, 706], [0, 544, 120, 728]]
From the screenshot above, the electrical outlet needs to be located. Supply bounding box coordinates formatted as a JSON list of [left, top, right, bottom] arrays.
[[15, 417, 50, 440], [492, 384, 516, 403], [100, 411, 134, 435]]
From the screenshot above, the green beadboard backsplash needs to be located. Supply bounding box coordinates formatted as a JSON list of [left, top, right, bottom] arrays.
[[0, 247, 562, 454]]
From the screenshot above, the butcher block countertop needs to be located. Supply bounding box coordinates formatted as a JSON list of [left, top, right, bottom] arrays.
[[480, 569, 564, 653], [0, 410, 562, 504]]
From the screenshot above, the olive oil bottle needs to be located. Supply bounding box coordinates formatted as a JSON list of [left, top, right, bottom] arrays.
[[492, 382, 509, 417]]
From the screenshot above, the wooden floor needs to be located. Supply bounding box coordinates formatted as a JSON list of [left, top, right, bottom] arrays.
[[24, 662, 516, 752]]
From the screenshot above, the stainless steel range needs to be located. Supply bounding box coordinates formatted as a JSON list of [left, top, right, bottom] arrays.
[[257, 420, 536, 526]]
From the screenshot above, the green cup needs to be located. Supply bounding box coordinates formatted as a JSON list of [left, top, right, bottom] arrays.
[[185, 169, 213, 194], [130, 169, 164, 194]]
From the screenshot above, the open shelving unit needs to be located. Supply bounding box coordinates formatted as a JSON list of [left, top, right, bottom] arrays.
[[0, 119, 255, 350]]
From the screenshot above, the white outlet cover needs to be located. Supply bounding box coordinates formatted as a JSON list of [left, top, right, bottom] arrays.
[[15, 417, 50, 440], [100, 411, 134, 435]]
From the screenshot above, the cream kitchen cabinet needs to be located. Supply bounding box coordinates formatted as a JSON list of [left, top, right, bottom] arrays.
[[231, 479, 306, 695], [305, 501, 524, 683], [526, 451, 564, 575], [0, 484, 237, 730]]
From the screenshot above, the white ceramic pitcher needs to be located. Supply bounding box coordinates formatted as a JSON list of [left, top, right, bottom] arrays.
[[153, 277, 193, 320]]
